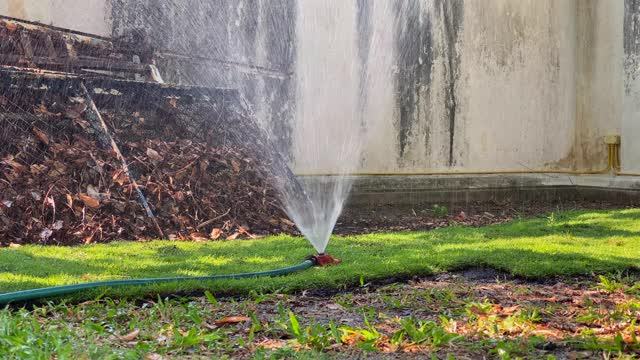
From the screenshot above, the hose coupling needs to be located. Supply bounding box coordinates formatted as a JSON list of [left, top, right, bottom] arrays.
[[308, 253, 341, 267]]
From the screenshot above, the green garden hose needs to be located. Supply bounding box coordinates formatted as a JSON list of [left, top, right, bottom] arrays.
[[0, 259, 316, 305]]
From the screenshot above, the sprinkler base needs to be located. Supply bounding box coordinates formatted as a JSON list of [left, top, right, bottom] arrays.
[[309, 254, 341, 266]]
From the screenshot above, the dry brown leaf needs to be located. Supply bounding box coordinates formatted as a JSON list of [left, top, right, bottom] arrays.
[[145, 354, 164, 360], [238, 227, 261, 239], [209, 228, 223, 240], [501, 305, 521, 315], [118, 329, 140, 342], [190, 232, 208, 241], [231, 159, 241, 173], [29, 164, 46, 175], [146, 148, 163, 162], [49, 161, 67, 177], [4, 22, 17, 32], [468, 305, 488, 316], [8, 243, 22, 248], [2, 159, 25, 172], [281, 218, 295, 227], [78, 194, 100, 208], [214, 316, 250, 326], [65, 103, 87, 118], [32, 127, 49, 145], [226, 232, 241, 240], [35, 104, 51, 116], [84, 233, 95, 244]]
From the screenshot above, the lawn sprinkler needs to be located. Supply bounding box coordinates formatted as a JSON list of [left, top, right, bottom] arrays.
[[308, 254, 342, 266]]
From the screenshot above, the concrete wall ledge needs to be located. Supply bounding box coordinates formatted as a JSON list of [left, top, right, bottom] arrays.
[[298, 174, 640, 207]]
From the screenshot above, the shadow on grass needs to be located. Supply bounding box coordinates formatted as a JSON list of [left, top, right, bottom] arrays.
[[604, 210, 640, 221], [407, 247, 639, 278]]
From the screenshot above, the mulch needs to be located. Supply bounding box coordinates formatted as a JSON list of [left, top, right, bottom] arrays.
[[0, 96, 295, 246]]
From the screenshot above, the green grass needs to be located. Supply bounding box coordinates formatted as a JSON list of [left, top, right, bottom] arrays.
[[0, 209, 639, 302]]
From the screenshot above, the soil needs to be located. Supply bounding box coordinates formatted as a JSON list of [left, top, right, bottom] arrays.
[[200, 269, 640, 359]]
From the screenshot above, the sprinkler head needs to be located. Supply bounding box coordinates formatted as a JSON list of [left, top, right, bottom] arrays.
[[308, 253, 341, 267]]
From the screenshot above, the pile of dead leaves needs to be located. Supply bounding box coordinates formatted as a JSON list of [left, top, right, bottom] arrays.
[[0, 100, 296, 246]]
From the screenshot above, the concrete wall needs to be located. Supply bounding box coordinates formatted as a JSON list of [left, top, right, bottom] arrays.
[[2, 0, 639, 174], [0, 0, 111, 35], [358, 0, 579, 172], [576, 1, 624, 171], [624, 0, 640, 173], [293, 0, 622, 173]]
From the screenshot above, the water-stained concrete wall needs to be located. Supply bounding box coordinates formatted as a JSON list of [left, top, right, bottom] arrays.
[[3, 0, 639, 174], [296, 0, 632, 173], [624, 0, 640, 173], [290, 0, 583, 173], [354, 0, 579, 172], [576, 1, 624, 172]]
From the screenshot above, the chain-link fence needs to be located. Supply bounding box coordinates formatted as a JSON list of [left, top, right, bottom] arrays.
[[0, 70, 298, 246]]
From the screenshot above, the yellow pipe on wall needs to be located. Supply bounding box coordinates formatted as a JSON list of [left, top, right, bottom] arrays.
[[610, 142, 640, 176]]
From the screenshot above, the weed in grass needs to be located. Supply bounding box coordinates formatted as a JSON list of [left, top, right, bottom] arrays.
[[273, 311, 338, 352], [491, 339, 530, 360], [598, 275, 628, 294], [521, 308, 542, 323], [392, 317, 462, 347], [339, 324, 382, 352], [248, 290, 279, 305], [513, 286, 534, 296], [204, 291, 219, 306], [333, 294, 355, 312], [423, 288, 457, 306], [466, 299, 495, 317], [432, 204, 449, 218], [597, 272, 640, 296], [252, 347, 330, 360], [381, 294, 406, 309]]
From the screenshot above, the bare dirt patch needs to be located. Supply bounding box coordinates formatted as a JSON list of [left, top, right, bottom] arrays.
[[185, 270, 640, 359]]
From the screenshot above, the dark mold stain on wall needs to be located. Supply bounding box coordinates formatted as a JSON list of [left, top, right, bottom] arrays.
[[356, 0, 373, 168], [393, 0, 434, 160], [625, 0, 640, 57], [261, 0, 297, 158], [393, 0, 463, 166], [435, 0, 464, 167], [625, 0, 640, 85], [357, 0, 372, 126]]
